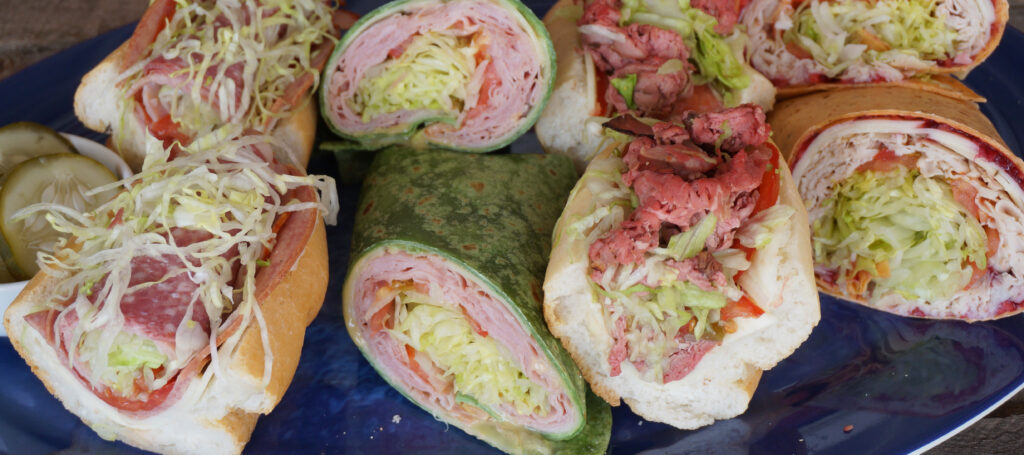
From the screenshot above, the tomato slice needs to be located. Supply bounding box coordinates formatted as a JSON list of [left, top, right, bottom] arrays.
[[90, 369, 177, 412], [750, 144, 782, 217], [720, 294, 765, 321], [594, 70, 611, 116]]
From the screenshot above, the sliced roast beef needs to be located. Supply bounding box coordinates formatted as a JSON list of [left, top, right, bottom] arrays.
[[589, 106, 772, 274], [685, 104, 771, 153]]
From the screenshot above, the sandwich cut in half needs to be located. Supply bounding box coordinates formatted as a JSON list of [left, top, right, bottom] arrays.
[[320, 0, 555, 152], [74, 0, 346, 170], [342, 148, 611, 455], [772, 86, 1024, 321], [4, 135, 337, 455], [740, 0, 1008, 97], [536, 0, 777, 170], [543, 105, 820, 428]]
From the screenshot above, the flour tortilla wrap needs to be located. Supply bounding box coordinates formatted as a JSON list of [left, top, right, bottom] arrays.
[[740, 0, 1008, 98], [771, 86, 1024, 321], [320, 0, 555, 153], [341, 148, 611, 454]]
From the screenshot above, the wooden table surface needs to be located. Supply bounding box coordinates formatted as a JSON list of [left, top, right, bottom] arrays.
[[1, 1, 1023, 454]]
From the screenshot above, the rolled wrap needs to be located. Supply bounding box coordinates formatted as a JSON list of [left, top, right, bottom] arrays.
[[740, 0, 1008, 97], [771, 87, 1024, 320], [342, 148, 611, 454], [320, 0, 555, 152]]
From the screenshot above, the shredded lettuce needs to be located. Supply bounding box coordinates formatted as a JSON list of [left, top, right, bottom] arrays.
[[813, 167, 987, 301], [785, 0, 957, 76], [620, 0, 750, 101], [656, 213, 717, 260], [79, 330, 167, 397], [391, 298, 549, 418], [351, 32, 479, 123], [737, 204, 796, 249], [610, 74, 639, 110]]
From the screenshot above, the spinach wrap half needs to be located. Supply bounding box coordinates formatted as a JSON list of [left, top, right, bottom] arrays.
[[320, 0, 555, 152], [341, 148, 611, 454]]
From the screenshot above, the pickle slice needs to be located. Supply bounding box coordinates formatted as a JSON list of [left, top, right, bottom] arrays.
[[0, 154, 119, 279], [0, 122, 76, 183]]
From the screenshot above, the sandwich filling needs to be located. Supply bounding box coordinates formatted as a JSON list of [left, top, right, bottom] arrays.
[[323, 0, 551, 150], [18, 136, 336, 414], [577, 0, 754, 118], [793, 116, 1024, 319], [742, 0, 999, 85], [351, 249, 582, 438], [571, 106, 785, 384], [118, 0, 340, 148]]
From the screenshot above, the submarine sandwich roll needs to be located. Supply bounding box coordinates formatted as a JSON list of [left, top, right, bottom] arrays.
[[740, 0, 1008, 96], [544, 106, 820, 428], [320, 0, 555, 152], [4, 136, 336, 455], [536, 0, 777, 170], [74, 0, 346, 170], [772, 87, 1024, 321], [343, 149, 611, 455]]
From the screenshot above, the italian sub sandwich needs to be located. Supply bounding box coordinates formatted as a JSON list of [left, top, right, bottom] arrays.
[[3, 135, 337, 455], [740, 0, 1008, 97], [536, 0, 777, 170], [319, 0, 555, 152], [342, 148, 611, 454], [74, 0, 350, 170], [771, 87, 1024, 321], [543, 105, 820, 428]]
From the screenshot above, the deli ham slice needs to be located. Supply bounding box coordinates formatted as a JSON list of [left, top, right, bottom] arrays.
[[343, 147, 611, 454], [320, 0, 555, 152]]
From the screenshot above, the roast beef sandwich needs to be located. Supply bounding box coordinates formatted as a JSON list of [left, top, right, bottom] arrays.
[[536, 0, 777, 170], [4, 135, 337, 455], [543, 105, 820, 428], [771, 86, 1024, 321]]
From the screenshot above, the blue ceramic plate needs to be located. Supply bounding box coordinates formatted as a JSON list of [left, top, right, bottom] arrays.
[[2, 3, 1024, 454]]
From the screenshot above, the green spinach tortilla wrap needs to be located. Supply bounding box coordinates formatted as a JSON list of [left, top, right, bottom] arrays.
[[341, 148, 611, 454], [320, 0, 555, 152]]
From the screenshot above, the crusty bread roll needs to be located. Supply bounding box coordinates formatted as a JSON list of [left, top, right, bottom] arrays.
[[4, 166, 329, 455], [535, 0, 777, 172], [74, 42, 318, 172], [543, 139, 820, 428]]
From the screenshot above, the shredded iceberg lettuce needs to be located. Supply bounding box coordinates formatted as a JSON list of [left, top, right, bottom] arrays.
[[389, 291, 549, 418], [351, 32, 479, 123], [620, 0, 750, 101], [813, 167, 987, 301], [785, 0, 957, 76]]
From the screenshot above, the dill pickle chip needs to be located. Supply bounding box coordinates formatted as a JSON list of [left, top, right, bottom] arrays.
[[0, 153, 118, 279], [0, 122, 76, 183]]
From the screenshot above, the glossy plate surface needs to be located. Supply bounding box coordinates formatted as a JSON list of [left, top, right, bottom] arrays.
[[1, 3, 1023, 454]]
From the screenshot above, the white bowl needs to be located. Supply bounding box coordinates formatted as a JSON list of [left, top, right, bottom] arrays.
[[0, 133, 132, 337]]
